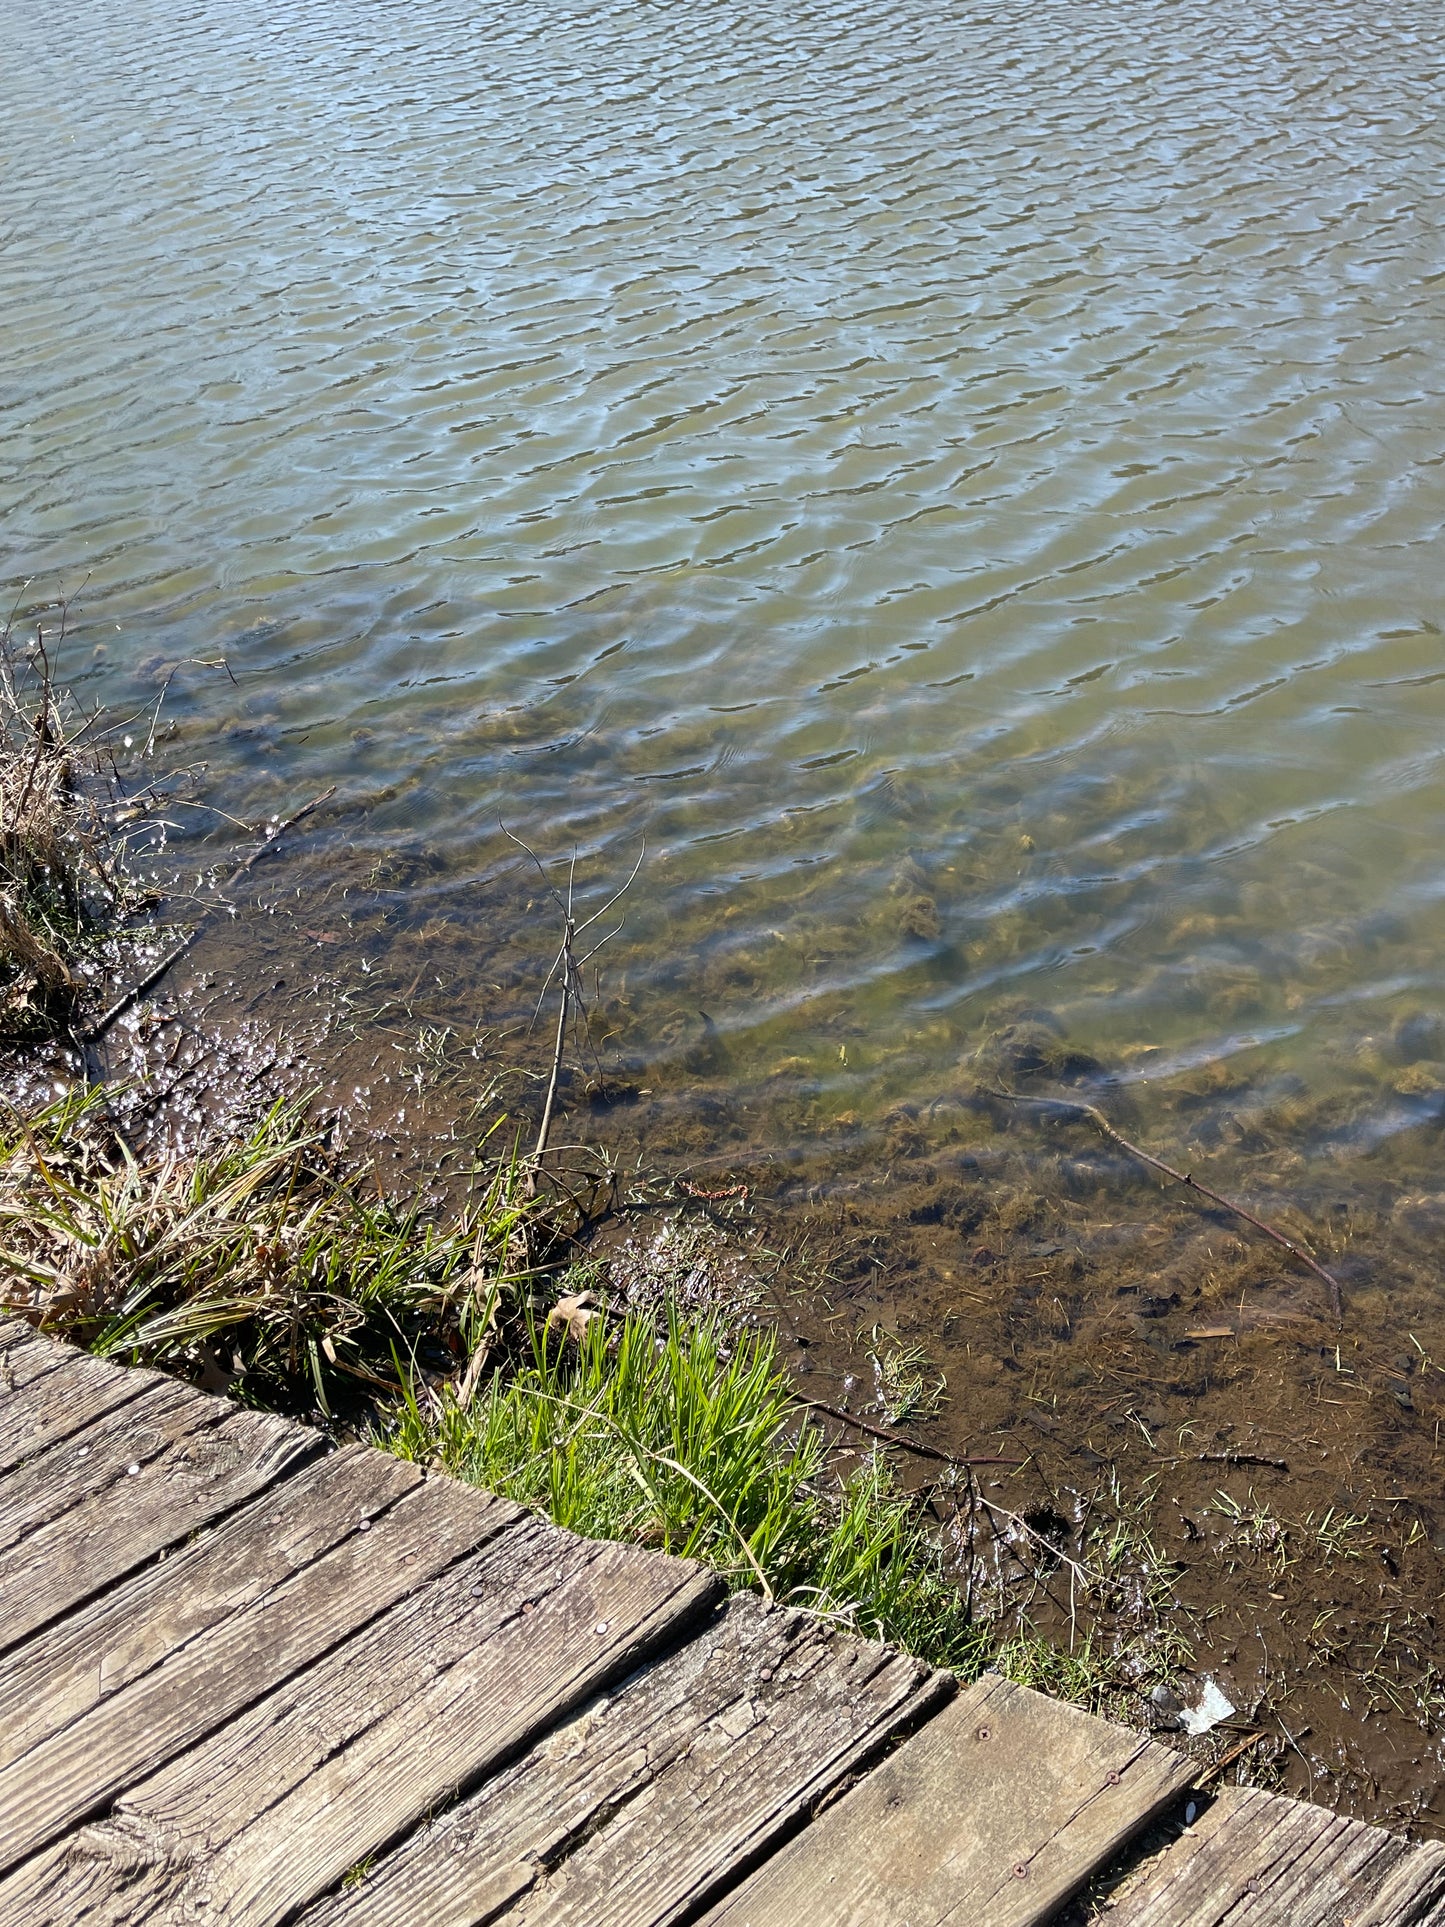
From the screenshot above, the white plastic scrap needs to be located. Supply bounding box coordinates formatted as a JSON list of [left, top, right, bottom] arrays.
[[1181, 1677, 1236, 1737]]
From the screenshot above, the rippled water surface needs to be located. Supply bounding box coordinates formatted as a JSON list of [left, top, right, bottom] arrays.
[[6, 0, 1445, 1145]]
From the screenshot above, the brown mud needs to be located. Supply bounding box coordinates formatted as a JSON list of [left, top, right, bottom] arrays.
[[10, 810, 1445, 1840]]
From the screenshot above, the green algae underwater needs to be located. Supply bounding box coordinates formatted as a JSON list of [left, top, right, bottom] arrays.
[[8, 757, 1445, 1838], [2, 605, 1445, 1834]]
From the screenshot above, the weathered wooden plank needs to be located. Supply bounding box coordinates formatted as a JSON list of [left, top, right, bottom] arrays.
[[0, 1376, 220, 1557], [0, 1444, 411, 1771], [1353, 1837, 1445, 1925], [700, 1672, 1196, 1927], [0, 1340, 158, 1474], [0, 1318, 67, 1391], [0, 1467, 516, 1878], [1, 1520, 721, 1927], [305, 1593, 947, 1927], [1105, 1783, 1435, 1926], [0, 1397, 315, 1653]]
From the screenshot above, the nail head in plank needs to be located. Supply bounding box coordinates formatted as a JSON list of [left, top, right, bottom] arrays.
[[0, 1444, 417, 1773], [0, 1376, 224, 1562], [308, 1594, 947, 1927], [0, 1342, 160, 1474], [701, 1673, 1196, 1927], [8, 1522, 721, 1927], [1105, 1784, 1428, 1926], [0, 1468, 516, 1875], [0, 1398, 315, 1653]]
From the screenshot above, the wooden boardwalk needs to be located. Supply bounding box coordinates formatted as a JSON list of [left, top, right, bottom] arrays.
[[3, 1321, 1444, 1926]]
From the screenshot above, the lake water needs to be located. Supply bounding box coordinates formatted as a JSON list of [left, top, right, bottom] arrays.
[[6, 0, 1445, 1165], [12, 0, 1445, 1821]]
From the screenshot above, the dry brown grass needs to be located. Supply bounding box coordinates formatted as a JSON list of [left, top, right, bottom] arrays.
[[0, 1085, 537, 1417], [0, 602, 159, 1037]]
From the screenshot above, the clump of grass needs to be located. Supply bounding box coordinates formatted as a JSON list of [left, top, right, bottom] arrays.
[[865, 1324, 946, 1425], [382, 1302, 987, 1671], [0, 1087, 535, 1416], [0, 607, 160, 1038]]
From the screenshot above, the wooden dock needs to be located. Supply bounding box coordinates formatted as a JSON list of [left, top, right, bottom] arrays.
[[3, 1319, 1444, 1927]]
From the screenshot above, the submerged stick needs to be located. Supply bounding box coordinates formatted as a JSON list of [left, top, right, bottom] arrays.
[[82, 784, 336, 1046], [1197, 1729, 1267, 1787], [1198, 1449, 1288, 1471], [83, 929, 201, 1046], [221, 784, 336, 890], [797, 1395, 1022, 1468], [995, 1088, 1344, 1324], [503, 828, 644, 1199]]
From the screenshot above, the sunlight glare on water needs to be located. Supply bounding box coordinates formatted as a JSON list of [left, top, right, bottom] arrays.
[[4, 0, 1445, 1142]]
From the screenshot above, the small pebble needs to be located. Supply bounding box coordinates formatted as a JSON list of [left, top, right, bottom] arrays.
[[126, 1463, 141, 1477], [593, 1621, 610, 1636], [357, 1518, 372, 1532]]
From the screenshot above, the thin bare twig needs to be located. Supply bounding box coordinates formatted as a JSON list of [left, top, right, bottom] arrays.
[[82, 784, 336, 1046], [501, 829, 644, 1197], [796, 1394, 1023, 1468], [1198, 1729, 1267, 1787], [994, 1088, 1344, 1324], [529, 959, 571, 1194]]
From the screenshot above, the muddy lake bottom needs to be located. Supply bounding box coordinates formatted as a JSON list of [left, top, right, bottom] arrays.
[[13, 841, 1445, 1841]]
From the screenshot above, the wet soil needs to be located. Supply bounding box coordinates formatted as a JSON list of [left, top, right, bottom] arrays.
[[12, 820, 1445, 1839]]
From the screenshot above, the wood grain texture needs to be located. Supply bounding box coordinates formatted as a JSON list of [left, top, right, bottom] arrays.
[[0, 1467, 514, 1878], [0, 1319, 67, 1393], [0, 1396, 313, 1652], [1352, 1837, 1445, 1926], [0, 1444, 415, 1773], [1106, 1784, 1433, 1927], [1, 1521, 720, 1927], [0, 1340, 159, 1474], [305, 1594, 946, 1927], [0, 1377, 219, 1562], [700, 1672, 1195, 1927]]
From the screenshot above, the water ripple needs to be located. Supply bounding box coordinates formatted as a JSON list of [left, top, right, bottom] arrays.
[[3, 0, 1444, 1107]]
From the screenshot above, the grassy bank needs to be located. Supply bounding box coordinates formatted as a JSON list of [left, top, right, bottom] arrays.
[[0, 611, 1200, 1717], [0, 1087, 992, 1676], [0, 1070, 1207, 1698], [383, 1300, 987, 1669], [0, 1087, 540, 1419], [0, 1073, 986, 1669]]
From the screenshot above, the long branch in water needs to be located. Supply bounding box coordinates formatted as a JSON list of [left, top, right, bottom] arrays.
[[995, 1087, 1345, 1325]]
